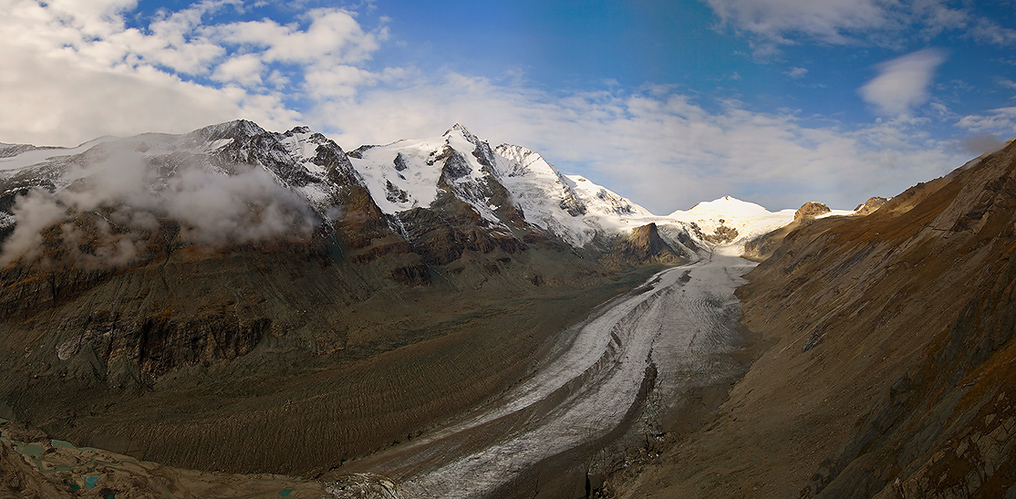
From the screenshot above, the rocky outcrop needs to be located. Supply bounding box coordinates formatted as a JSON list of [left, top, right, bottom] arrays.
[[701, 223, 739, 245], [604, 223, 687, 268], [0, 418, 325, 498], [854, 196, 888, 215], [326, 473, 402, 499], [794, 201, 830, 221], [743, 201, 830, 261]]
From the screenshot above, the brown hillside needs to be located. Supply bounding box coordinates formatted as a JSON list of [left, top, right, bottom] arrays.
[[623, 140, 1016, 497]]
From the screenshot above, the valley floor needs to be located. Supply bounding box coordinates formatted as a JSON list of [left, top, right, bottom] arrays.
[[331, 250, 759, 498], [2, 251, 761, 499]]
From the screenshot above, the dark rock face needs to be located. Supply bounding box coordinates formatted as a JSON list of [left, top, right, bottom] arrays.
[[438, 149, 472, 184], [392, 152, 409, 171], [559, 193, 587, 217], [397, 199, 526, 266], [388, 264, 430, 286]]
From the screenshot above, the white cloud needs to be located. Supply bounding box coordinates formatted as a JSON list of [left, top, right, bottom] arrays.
[[0, 0, 382, 145], [704, 0, 1016, 52], [36, 0, 138, 37], [786, 67, 808, 79], [212, 53, 265, 85], [0, 44, 251, 146], [704, 0, 896, 44], [212, 9, 386, 66], [957, 107, 1016, 136], [859, 49, 946, 116]]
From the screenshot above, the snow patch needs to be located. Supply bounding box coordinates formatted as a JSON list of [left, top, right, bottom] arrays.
[[0, 137, 117, 171]]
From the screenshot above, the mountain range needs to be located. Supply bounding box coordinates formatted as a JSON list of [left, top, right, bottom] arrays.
[[0, 119, 850, 272]]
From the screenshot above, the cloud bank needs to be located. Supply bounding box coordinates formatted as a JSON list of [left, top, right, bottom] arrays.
[[0, 0, 385, 145], [1, 146, 318, 268]]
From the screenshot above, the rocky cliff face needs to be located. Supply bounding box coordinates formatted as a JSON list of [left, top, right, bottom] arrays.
[[622, 139, 1016, 497]]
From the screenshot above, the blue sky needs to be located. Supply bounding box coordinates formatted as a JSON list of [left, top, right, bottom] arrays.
[[1, 0, 1015, 212]]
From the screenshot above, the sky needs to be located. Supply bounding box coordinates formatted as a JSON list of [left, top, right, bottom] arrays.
[[1, 0, 1015, 213]]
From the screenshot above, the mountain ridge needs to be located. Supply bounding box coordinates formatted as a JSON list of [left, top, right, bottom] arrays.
[[0, 120, 855, 266]]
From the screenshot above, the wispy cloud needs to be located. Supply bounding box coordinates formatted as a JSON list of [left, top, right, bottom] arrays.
[[998, 78, 1016, 91], [859, 49, 947, 116], [704, 0, 894, 46], [960, 134, 1005, 156], [786, 67, 808, 79], [703, 0, 1016, 54], [957, 107, 1016, 136], [0, 145, 317, 267]]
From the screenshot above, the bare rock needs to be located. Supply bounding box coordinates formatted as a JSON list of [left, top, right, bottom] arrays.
[[854, 196, 888, 215], [702, 225, 739, 245], [794, 202, 830, 221], [606, 223, 686, 268]]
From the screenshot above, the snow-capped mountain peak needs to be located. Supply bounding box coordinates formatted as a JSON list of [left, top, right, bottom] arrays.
[[193, 119, 267, 142], [444, 122, 480, 145], [681, 195, 771, 217]]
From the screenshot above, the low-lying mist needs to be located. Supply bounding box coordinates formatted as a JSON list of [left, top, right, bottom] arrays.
[[0, 145, 320, 269]]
